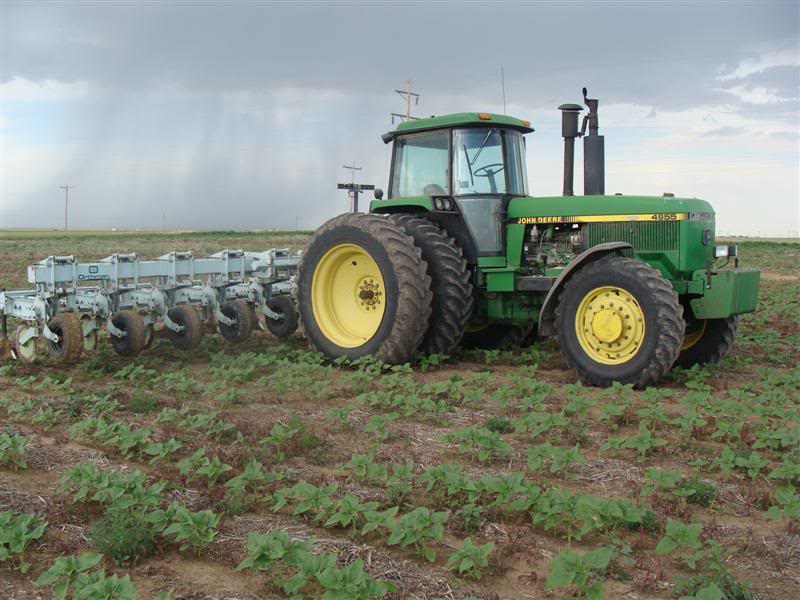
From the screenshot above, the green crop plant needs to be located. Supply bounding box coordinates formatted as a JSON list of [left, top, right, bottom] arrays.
[[35, 552, 104, 600], [162, 505, 221, 553], [31, 405, 64, 429], [89, 508, 159, 565], [314, 558, 394, 599], [655, 519, 705, 569], [734, 451, 770, 481], [224, 459, 283, 511], [0, 511, 47, 573], [443, 425, 512, 463], [511, 409, 568, 437], [766, 485, 800, 520], [768, 456, 800, 483], [0, 432, 30, 469], [272, 481, 338, 523], [323, 494, 381, 535], [237, 530, 314, 574], [600, 421, 668, 460], [386, 506, 449, 562], [477, 472, 540, 513], [417, 463, 478, 506], [545, 546, 612, 600], [453, 503, 484, 535], [447, 537, 494, 578], [364, 412, 400, 442], [178, 448, 233, 485], [526, 442, 586, 475]]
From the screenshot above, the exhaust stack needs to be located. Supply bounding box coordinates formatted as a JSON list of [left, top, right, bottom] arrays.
[[558, 103, 582, 196], [581, 87, 605, 195]]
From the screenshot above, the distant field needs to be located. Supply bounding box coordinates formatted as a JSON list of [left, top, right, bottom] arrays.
[[1, 233, 798, 600]]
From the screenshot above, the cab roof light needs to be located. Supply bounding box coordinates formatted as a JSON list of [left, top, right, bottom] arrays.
[[520, 119, 531, 126], [478, 113, 492, 120]]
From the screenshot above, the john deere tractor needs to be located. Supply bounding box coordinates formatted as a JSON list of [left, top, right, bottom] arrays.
[[296, 88, 760, 387]]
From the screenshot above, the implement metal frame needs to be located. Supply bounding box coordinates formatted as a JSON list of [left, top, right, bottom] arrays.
[[1, 248, 299, 346]]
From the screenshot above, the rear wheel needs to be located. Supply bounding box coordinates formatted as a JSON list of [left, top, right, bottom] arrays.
[[297, 213, 432, 364], [390, 215, 473, 355], [555, 257, 684, 388], [219, 300, 255, 343], [166, 305, 204, 350], [110, 311, 147, 357], [265, 295, 298, 340], [46, 313, 83, 363], [674, 315, 738, 368]]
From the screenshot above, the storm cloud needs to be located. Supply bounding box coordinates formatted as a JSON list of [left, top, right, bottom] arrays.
[[1, 1, 798, 236]]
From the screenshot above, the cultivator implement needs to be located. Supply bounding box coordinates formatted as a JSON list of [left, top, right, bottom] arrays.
[[1, 248, 300, 363]]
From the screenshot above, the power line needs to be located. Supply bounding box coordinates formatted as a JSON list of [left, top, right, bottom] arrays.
[[391, 79, 420, 124], [59, 184, 75, 233]]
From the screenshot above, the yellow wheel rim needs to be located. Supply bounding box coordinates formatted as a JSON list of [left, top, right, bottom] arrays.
[[311, 243, 386, 348], [681, 319, 707, 350], [575, 286, 645, 365]]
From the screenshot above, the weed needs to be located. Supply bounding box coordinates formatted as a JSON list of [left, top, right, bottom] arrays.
[[0, 511, 47, 573]]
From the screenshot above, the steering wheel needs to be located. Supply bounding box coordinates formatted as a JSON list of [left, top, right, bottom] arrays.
[[473, 163, 505, 178]]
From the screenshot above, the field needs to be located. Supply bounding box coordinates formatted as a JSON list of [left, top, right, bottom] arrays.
[[1, 230, 798, 600]]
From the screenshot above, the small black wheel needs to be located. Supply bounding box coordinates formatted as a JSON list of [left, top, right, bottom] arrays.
[[110, 310, 147, 357], [219, 300, 255, 343], [166, 305, 204, 350], [46, 312, 84, 363], [265, 295, 299, 340], [674, 315, 739, 368]]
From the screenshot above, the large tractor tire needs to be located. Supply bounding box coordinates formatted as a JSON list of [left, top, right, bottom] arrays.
[[555, 257, 684, 388], [460, 322, 534, 349], [389, 214, 473, 355], [674, 315, 739, 368], [296, 213, 432, 364], [46, 312, 83, 363]]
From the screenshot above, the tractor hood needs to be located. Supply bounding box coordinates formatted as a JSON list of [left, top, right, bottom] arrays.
[[507, 195, 715, 221]]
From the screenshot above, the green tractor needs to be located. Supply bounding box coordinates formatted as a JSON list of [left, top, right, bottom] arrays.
[[296, 88, 760, 387]]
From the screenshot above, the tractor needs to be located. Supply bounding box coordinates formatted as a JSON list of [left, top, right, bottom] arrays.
[[295, 88, 760, 387]]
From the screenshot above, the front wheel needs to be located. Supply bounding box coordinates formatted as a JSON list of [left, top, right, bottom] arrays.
[[555, 257, 684, 388], [674, 315, 739, 368]]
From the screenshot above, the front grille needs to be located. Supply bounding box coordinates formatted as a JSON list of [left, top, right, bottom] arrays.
[[587, 221, 679, 252]]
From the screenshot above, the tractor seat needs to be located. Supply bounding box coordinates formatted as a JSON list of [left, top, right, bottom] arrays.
[[423, 183, 446, 196]]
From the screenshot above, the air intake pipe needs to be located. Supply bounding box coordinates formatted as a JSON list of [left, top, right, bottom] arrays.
[[580, 87, 605, 195]]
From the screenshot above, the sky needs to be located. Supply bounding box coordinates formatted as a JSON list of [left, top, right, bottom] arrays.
[[1, 0, 798, 236]]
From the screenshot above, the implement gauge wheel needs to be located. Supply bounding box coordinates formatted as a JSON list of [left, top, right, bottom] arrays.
[[297, 213, 432, 364], [219, 300, 255, 343], [265, 295, 298, 340], [555, 257, 684, 388], [46, 312, 83, 363], [390, 214, 473, 355], [110, 310, 147, 357], [674, 315, 739, 368], [166, 305, 204, 350], [14, 324, 39, 363]]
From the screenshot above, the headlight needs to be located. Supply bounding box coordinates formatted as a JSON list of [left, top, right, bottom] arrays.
[[442, 199, 453, 210], [433, 198, 444, 210], [715, 245, 737, 258]]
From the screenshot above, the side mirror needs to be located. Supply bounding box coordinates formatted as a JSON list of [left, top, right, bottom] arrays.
[[373, 188, 384, 200]]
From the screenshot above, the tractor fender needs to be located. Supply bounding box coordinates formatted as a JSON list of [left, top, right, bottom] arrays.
[[537, 242, 632, 337]]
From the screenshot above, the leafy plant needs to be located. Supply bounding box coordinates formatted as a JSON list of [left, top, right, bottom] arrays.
[[162, 505, 220, 553], [0, 511, 47, 573], [0, 432, 30, 469], [546, 546, 612, 600], [444, 426, 511, 462], [526, 442, 585, 475], [766, 485, 800, 519], [386, 506, 449, 562], [447, 537, 494, 578], [35, 552, 104, 600], [655, 519, 704, 569]]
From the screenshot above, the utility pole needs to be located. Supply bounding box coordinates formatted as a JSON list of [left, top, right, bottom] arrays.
[[391, 79, 420, 123], [59, 185, 75, 232], [338, 163, 374, 213], [500, 66, 507, 114]]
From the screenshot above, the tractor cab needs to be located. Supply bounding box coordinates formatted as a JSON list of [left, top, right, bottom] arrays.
[[379, 113, 534, 258]]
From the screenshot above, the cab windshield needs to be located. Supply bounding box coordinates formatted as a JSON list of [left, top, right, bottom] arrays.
[[453, 128, 528, 196]]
